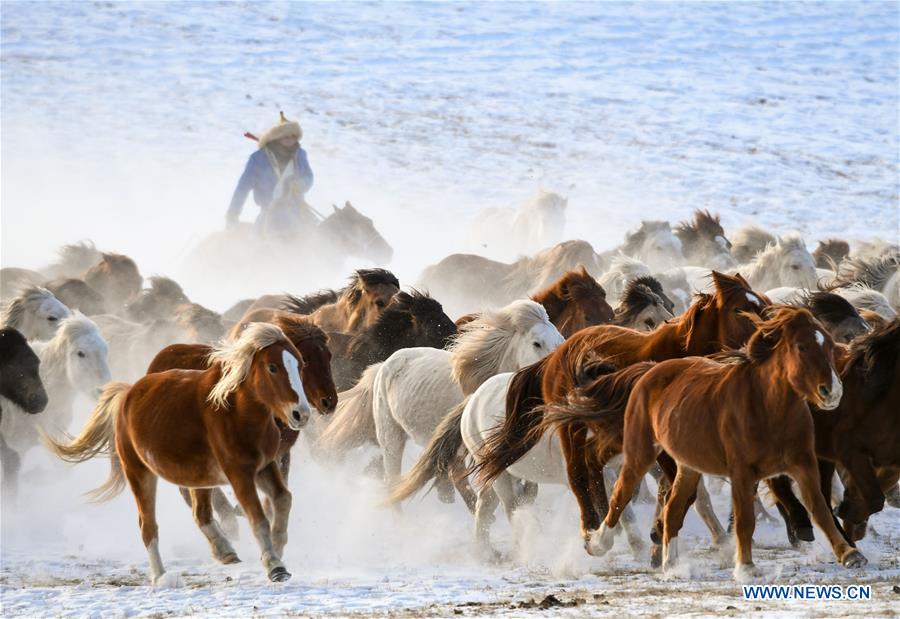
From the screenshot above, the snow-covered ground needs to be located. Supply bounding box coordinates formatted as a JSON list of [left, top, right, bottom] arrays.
[[2, 1, 899, 617]]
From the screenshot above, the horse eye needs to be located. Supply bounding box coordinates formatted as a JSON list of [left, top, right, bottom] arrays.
[[375, 300, 385, 308], [645, 319, 655, 328], [532, 341, 542, 349], [268, 363, 278, 374], [791, 265, 800, 270], [48, 316, 59, 322], [77, 351, 86, 358]]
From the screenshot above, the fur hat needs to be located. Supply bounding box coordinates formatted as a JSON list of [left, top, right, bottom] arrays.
[[258, 111, 302, 148]]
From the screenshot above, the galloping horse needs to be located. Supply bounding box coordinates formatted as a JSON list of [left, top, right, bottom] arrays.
[[582, 307, 866, 578], [47, 323, 311, 584], [473, 271, 771, 551], [0, 286, 72, 341]]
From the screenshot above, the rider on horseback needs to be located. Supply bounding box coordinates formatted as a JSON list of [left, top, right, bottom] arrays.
[[226, 111, 316, 237]]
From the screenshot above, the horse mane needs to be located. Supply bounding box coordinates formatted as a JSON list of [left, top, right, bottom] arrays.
[[84, 252, 139, 278], [347, 290, 447, 360], [450, 299, 551, 395], [1, 286, 68, 330], [674, 210, 724, 245], [282, 289, 339, 315], [836, 252, 899, 290], [270, 312, 328, 346], [803, 291, 860, 326], [742, 306, 815, 364], [743, 234, 808, 279], [613, 278, 662, 325], [845, 318, 900, 401], [832, 283, 897, 318], [623, 221, 673, 255], [145, 276, 186, 298], [55, 241, 102, 273], [206, 322, 287, 410], [531, 266, 606, 307]]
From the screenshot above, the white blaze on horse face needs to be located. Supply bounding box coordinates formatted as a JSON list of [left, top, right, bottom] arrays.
[[815, 330, 825, 347], [745, 292, 761, 307], [281, 349, 311, 414]]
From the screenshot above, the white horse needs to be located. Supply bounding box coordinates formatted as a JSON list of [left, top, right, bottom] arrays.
[[467, 190, 568, 261], [373, 300, 564, 488], [0, 313, 110, 497], [597, 255, 652, 306], [610, 221, 684, 273], [737, 234, 818, 291], [460, 372, 646, 559], [0, 286, 72, 341]]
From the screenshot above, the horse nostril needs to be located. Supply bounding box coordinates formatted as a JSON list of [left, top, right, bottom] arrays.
[[818, 385, 830, 398]]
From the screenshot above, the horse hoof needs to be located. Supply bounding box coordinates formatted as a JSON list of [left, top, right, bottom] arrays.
[[584, 524, 615, 557], [842, 550, 867, 569], [220, 553, 241, 565], [795, 526, 815, 542], [650, 544, 662, 569], [733, 563, 762, 582], [268, 566, 292, 582]]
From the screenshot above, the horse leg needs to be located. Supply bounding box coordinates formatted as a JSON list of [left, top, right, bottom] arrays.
[[817, 460, 853, 544], [881, 468, 900, 508], [588, 427, 657, 558], [753, 495, 779, 524], [374, 409, 407, 489], [120, 454, 166, 585], [692, 477, 726, 546], [661, 466, 701, 572], [789, 457, 866, 569], [189, 488, 240, 564], [767, 475, 813, 543], [225, 464, 290, 582], [449, 456, 478, 514], [211, 488, 241, 540], [603, 462, 645, 556], [560, 428, 601, 545], [256, 461, 292, 559], [836, 452, 885, 526], [729, 467, 760, 580], [649, 452, 676, 568], [0, 434, 21, 506], [473, 483, 501, 562]]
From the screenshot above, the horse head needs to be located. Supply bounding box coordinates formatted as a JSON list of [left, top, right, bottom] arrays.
[[0, 327, 48, 414], [804, 291, 870, 344], [343, 268, 400, 331], [324, 202, 393, 265], [51, 313, 111, 397], [271, 313, 337, 414], [623, 221, 684, 272], [614, 277, 673, 332], [0, 286, 72, 341], [746, 306, 842, 410], [532, 266, 613, 337]]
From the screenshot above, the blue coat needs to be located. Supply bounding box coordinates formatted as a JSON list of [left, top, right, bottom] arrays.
[[227, 147, 313, 223]]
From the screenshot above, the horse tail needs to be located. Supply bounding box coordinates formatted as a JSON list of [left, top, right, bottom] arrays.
[[538, 362, 655, 450], [316, 363, 381, 453], [471, 357, 547, 487], [386, 397, 468, 506], [42, 381, 130, 502]]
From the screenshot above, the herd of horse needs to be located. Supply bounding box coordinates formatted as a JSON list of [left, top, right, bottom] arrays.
[[0, 204, 897, 586]]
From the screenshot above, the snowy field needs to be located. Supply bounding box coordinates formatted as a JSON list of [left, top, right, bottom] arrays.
[[1, 1, 899, 617]]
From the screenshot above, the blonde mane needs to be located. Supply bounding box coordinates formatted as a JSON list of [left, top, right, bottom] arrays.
[[450, 299, 551, 395], [206, 322, 287, 410]]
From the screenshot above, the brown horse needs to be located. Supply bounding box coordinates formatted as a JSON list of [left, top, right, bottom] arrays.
[[456, 267, 614, 337], [82, 252, 143, 313], [473, 271, 771, 544], [245, 269, 400, 334], [585, 307, 866, 578], [47, 323, 310, 584], [812, 318, 900, 540]]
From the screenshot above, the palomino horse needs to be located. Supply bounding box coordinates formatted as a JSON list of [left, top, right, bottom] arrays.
[[0, 286, 72, 341], [583, 307, 866, 578], [82, 252, 143, 314], [244, 268, 400, 334], [147, 312, 336, 537], [473, 271, 770, 552], [812, 318, 900, 541], [47, 323, 311, 584], [0, 328, 48, 502], [673, 209, 735, 271]]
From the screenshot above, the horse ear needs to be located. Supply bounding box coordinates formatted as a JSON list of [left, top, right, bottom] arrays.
[[332, 204, 341, 214], [344, 201, 356, 213]]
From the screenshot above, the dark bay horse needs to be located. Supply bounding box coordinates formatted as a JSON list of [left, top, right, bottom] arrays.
[[48, 323, 311, 583], [812, 318, 900, 540], [244, 268, 400, 335], [584, 307, 866, 578], [473, 272, 771, 541]]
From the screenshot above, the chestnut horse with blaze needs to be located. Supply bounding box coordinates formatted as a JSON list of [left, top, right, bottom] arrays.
[[46, 323, 311, 584], [589, 307, 866, 578], [475, 271, 771, 542]]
